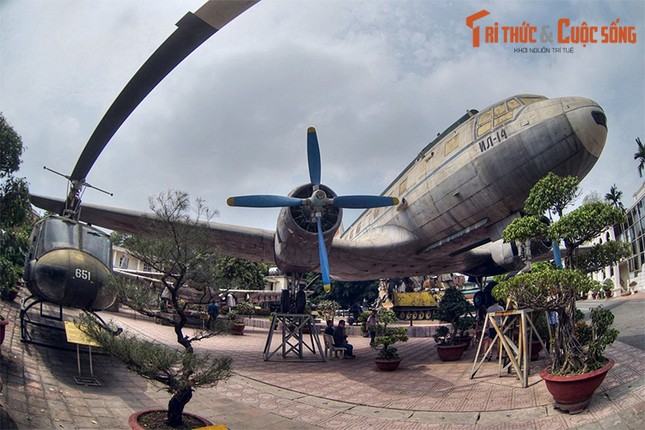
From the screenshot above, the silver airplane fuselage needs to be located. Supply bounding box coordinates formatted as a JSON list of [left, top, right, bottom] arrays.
[[275, 94, 607, 279]]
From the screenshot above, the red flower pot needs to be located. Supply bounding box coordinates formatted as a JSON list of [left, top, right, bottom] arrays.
[[231, 323, 245, 335], [436, 342, 468, 361], [374, 358, 402, 371], [539, 358, 614, 414], [129, 408, 213, 429]]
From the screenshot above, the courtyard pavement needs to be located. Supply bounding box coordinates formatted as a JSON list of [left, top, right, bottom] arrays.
[[0, 293, 643, 429]]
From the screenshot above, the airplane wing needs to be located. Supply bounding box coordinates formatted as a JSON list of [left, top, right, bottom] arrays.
[[30, 195, 275, 264]]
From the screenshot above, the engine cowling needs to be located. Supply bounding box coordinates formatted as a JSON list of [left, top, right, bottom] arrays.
[[274, 183, 342, 273]]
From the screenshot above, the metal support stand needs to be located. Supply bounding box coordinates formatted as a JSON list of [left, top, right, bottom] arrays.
[[470, 308, 548, 388], [21, 295, 112, 350], [263, 313, 325, 362], [20, 295, 65, 346]]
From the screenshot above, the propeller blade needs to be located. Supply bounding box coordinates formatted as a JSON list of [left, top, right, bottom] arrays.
[[333, 195, 399, 209], [307, 127, 322, 186], [316, 216, 332, 293], [226, 195, 303, 208], [70, 1, 258, 182]]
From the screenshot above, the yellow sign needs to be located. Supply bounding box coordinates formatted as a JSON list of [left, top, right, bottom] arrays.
[[64, 321, 100, 347]]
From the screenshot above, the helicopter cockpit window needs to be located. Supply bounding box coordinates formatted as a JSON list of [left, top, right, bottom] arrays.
[[40, 218, 79, 255], [81, 227, 112, 267]]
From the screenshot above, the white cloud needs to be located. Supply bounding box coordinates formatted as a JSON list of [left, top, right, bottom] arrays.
[[1, 0, 643, 231]]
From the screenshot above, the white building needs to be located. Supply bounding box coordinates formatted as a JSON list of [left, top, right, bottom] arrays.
[[590, 183, 645, 295]]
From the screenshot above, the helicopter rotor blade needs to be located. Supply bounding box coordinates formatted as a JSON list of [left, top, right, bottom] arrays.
[[227, 195, 303, 208], [70, 0, 259, 182]]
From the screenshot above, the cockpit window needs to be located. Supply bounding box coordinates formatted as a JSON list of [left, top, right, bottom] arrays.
[[82, 227, 112, 267], [476, 96, 543, 138], [40, 218, 78, 255], [519, 96, 547, 105], [476, 110, 493, 137], [36, 217, 111, 267]]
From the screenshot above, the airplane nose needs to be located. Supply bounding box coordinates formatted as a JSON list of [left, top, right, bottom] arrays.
[[563, 97, 607, 159]]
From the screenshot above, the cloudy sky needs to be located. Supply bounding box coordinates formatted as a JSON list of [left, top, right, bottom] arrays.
[[1, 0, 643, 231]]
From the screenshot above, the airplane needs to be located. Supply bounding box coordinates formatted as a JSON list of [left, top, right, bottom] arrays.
[[31, 93, 608, 297], [22, 0, 260, 314]]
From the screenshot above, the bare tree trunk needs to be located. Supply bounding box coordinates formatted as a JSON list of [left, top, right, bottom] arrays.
[[552, 298, 584, 374], [167, 387, 193, 427]]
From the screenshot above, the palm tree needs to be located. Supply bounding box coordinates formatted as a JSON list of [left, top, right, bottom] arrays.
[[605, 184, 624, 210], [633, 137, 645, 177]]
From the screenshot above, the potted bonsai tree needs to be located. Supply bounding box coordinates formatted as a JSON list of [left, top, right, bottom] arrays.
[[82, 191, 233, 427], [229, 301, 255, 335], [433, 286, 475, 361], [357, 311, 371, 338], [602, 278, 614, 298], [373, 309, 409, 371], [495, 173, 628, 413]]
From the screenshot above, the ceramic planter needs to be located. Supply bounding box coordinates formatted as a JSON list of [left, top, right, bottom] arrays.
[[436, 342, 468, 361], [539, 358, 614, 414], [374, 358, 402, 371], [231, 323, 245, 335], [128, 408, 212, 429]]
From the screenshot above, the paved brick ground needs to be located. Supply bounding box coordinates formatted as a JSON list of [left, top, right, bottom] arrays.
[[0, 294, 643, 429]]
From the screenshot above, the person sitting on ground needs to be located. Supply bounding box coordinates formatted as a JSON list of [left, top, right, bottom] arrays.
[[324, 319, 334, 335], [332, 320, 355, 358]]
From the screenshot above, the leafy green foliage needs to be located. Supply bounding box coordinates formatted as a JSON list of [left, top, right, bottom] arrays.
[[523, 172, 579, 217], [634, 137, 645, 178], [571, 241, 631, 274], [586, 307, 619, 368], [373, 309, 408, 360], [502, 215, 549, 243], [308, 276, 379, 309], [493, 266, 597, 310], [549, 202, 625, 250], [80, 315, 232, 393], [99, 190, 232, 423], [434, 286, 475, 345], [0, 114, 24, 177], [0, 114, 31, 298], [497, 173, 623, 375], [215, 256, 267, 290]]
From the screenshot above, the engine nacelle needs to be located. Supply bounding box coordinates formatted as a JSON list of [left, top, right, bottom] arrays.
[[274, 184, 342, 273]]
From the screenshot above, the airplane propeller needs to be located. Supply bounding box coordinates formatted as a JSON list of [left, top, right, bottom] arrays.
[[227, 127, 399, 292]]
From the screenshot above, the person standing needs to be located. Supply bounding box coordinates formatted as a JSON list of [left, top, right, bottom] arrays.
[[483, 301, 505, 359], [366, 309, 378, 346], [226, 291, 236, 308], [207, 300, 219, 329]]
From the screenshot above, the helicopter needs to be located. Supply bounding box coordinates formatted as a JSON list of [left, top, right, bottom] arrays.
[[20, 1, 259, 323]]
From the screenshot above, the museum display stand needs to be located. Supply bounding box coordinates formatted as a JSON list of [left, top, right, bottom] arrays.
[[470, 308, 548, 388], [263, 313, 325, 362]]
